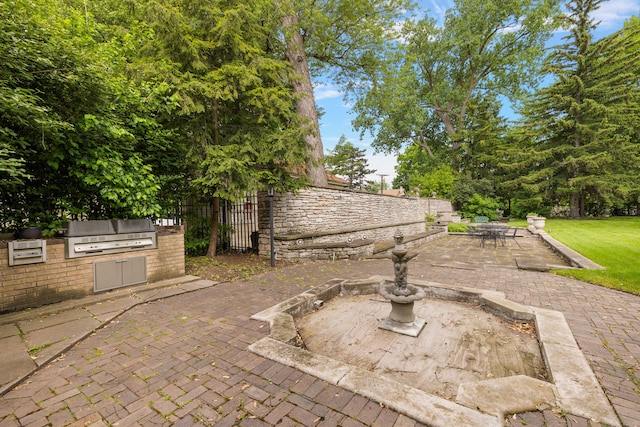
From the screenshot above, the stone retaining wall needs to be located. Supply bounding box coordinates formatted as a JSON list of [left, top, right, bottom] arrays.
[[257, 186, 453, 260], [0, 227, 185, 314]]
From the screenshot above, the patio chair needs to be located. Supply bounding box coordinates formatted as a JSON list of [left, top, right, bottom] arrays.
[[467, 226, 483, 245], [502, 227, 521, 248], [474, 216, 489, 223]]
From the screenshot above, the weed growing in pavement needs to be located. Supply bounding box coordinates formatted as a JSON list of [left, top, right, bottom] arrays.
[[27, 342, 52, 357], [85, 348, 104, 362]]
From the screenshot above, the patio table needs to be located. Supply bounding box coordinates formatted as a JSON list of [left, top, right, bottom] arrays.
[[477, 224, 509, 248]]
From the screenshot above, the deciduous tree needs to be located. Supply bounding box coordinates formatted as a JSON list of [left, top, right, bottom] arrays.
[[0, 0, 163, 229], [277, 0, 414, 186], [354, 0, 560, 170]]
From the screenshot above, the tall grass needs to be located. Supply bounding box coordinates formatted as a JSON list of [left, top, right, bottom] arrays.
[[514, 217, 640, 295]]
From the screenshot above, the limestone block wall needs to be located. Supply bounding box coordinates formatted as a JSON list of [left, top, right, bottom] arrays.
[[0, 228, 185, 314], [257, 186, 453, 260]]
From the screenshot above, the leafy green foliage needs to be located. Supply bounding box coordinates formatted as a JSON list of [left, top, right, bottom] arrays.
[[451, 176, 495, 211], [393, 144, 449, 191], [410, 164, 456, 199], [354, 0, 560, 170], [460, 193, 500, 221], [0, 0, 170, 230], [447, 223, 469, 233]]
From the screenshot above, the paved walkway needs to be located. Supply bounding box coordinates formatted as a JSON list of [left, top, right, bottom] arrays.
[[0, 231, 638, 426]]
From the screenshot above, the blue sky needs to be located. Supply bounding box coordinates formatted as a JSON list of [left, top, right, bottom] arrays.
[[314, 0, 640, 185]]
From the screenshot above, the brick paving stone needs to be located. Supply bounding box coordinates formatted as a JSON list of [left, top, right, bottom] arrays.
[[243, 398, 271, 418], [286, 393, 316, 412], [175, 384, 207, 406], [173, 399, 200, 419], [124, 391, 162, 414], [275, 416, 300, 427], [372, 407, 400, 426], [341, 394, 369, 418], [289, 372, 318, 395], [172, 416, 201, 427], [216, 409, 248, 427], [0, 418, 20, 427], [357, 400, 383, 425], [159, 383, 184, 400], [17, 410, 48, 427], [310, 402, 331, 418], [244, 385, 271, 402], [198, 389, 226, 408], [566, 414, 590, 427], [302, 378, 328, 399], [314, 384, 339, 407], [394, 414, 420, 427], [316, 410, 345, 427], [239, 417, 271, 427], [66, 413, 104, 427], [192, 404, 222, 424], [151, 398, 178, 417], [339, 417, 369, 427], [263, 400, 295, 425], [217, 395, 241, 417], [46, 407, 74, 426], [22, 417, 49, 427], [288, 405, 320, 426]]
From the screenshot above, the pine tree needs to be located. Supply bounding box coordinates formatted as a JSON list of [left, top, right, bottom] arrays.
[[325, 136, 376, 189], [507, 0, 640, 217]]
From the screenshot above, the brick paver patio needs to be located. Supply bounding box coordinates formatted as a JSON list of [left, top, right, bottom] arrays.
[[0, 234, 638, 426]]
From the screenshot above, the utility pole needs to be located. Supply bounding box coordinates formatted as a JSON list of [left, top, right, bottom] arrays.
[[377, 174, 388, 194]]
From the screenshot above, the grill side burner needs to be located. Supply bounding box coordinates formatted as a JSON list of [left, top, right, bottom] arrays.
[[64, 220, 158, 259], [65, 232, 157, 258]]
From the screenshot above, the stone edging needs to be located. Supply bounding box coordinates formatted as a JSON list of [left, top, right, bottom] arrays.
[[534, 230, 605, 270], [249, 277, 620, 427]]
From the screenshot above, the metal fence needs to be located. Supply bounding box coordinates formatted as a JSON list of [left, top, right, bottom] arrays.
[[181, 194, 258, 254]]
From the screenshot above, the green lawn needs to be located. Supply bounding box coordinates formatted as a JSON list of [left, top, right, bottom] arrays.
[[511, 217, 640, 295]]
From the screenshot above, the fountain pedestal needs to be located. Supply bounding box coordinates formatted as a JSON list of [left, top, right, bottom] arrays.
[[378, 284, 427, 336], [378, 230, 426, 337]]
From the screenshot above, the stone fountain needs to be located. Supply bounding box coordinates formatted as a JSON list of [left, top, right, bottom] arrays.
[[378, 230, 426, 337]]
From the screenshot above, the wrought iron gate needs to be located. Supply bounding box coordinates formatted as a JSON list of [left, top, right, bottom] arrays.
[[220, 195, 259, 253], [182, 194, 258, 254]]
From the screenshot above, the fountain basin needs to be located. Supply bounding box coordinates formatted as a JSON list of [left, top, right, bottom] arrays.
[[249, 276, 620, 427]]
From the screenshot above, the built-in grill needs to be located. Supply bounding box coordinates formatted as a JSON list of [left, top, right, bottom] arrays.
[[64, 219, 157, 259]]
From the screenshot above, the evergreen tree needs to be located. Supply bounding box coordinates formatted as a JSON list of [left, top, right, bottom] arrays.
[[325, 136, 375, 189], [506, 0, 640, 217]]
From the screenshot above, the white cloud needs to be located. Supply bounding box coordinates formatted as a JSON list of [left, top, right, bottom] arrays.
[[314, 84, 342, 101], [592, 0, 640, 29]]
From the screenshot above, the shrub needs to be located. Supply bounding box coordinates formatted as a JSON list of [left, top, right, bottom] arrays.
[[447, 223, 469, 233], [461, 193, 500, 221]]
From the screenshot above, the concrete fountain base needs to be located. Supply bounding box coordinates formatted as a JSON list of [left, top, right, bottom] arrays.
[[249, 276, 620, 427], [378, 283, 427, 336]]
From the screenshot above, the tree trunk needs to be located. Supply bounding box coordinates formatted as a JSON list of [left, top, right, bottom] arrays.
[[281, 13, 327, 187], [569, 193, 580, 218], [206, 197, 220, 257], [207, 101, 221, 257]]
